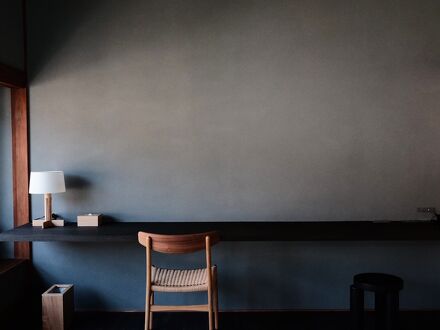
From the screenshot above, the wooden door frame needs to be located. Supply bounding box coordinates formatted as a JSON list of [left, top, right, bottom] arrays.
[[0, 64, 30, 259]]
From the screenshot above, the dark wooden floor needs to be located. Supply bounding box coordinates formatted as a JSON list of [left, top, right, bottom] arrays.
[[72, 311, 440, 330]]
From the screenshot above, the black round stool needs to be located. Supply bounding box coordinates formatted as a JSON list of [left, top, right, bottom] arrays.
[[350, 273, 403, 330]]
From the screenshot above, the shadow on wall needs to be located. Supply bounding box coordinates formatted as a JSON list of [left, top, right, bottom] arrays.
[[62, 174, 126, 221], [64, 173, 92, 204], [76, 285, 109, 310], [31, 252, 110, 310], [28, 0, 253, 82], [28, 0, 104, 81], [65, 174, 91, 189]]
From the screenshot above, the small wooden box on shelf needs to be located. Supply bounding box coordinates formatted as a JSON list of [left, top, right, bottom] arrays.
[[77, 213, 103, 227]]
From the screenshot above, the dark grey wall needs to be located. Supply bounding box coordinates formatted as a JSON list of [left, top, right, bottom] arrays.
[[27, 0, 440, 310], [0, 0, 24, 258], [32, 241, 440, 310], [0, 0, 24, 69], [0, 88, 13, 258]]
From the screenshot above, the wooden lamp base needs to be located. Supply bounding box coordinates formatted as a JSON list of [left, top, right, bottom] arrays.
[[45, 193, 52, 227], [42, 220, 54, 229], [31, 193, 64, 229], [32, 219, 65, 228]]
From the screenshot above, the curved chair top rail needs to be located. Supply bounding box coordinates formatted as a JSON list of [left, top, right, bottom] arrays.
[[138, 231, 220, 254]]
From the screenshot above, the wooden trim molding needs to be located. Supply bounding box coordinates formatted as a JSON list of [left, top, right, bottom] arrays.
[[11, 87, 31, 259], [0, 63, 26, 88]]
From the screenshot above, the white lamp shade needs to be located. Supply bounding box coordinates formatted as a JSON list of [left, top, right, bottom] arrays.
[[29, 171, 66, 194]]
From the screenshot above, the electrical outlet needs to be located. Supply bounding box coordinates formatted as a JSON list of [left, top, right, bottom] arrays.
[[417, 207, 437, 214]]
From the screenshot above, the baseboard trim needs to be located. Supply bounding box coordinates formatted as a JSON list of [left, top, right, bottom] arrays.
[[75, 308, 440, 313], [71, 308, 440, 330]]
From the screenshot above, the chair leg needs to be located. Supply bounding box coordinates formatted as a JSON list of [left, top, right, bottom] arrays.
[[212, 268, 219, 329], [145, 288, 151, 330], [149, 292, 154, 330], [385, 292, 399, 330], [350, 285, 364, 330], [375, 292, 387, 330], [208, 285, 213, 330]]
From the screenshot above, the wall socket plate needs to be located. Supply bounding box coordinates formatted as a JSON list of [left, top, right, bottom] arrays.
[[417, 207, 437, 214]]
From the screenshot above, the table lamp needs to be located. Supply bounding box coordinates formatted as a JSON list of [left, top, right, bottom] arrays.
[[29, 171, 66, 228]]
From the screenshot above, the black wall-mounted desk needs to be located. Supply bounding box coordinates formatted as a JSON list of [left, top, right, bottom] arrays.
[[0, 221, 439, 242]]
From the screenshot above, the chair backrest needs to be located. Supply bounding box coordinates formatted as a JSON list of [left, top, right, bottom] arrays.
[[138, 231, 220, 254], [138, 231, 220, 305]]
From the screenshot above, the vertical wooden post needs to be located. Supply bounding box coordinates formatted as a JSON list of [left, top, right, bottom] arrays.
[[11, 87, 31, 259]]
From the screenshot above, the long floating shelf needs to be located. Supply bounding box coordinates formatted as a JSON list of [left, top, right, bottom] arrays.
[[0, 221, 440, 242]]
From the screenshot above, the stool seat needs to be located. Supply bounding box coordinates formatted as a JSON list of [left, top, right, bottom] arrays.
[[354, 273, 403, 292], [351, 273, 404, 330]]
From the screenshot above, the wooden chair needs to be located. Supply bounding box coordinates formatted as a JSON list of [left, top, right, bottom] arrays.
[[138, 231, 220, 330]]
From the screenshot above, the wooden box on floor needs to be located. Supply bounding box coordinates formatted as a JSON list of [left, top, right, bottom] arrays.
[[42, 284, 74, 330]]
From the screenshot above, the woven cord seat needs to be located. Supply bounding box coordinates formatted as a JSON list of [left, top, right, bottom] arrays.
[[151, 266, 216, 292]]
